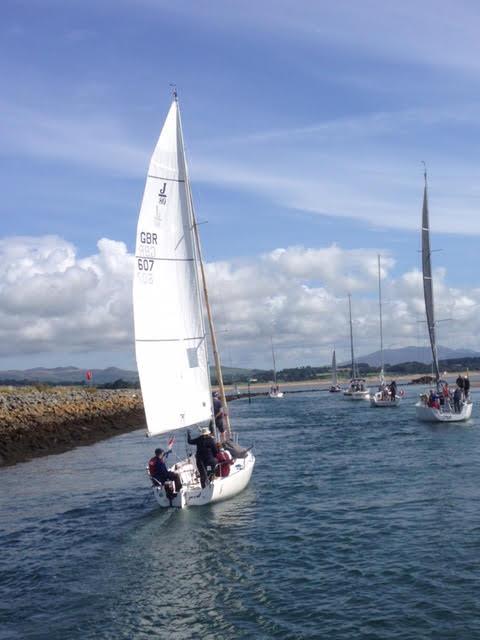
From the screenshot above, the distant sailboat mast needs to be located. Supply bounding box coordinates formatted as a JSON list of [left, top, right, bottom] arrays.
[[421, 167, 440, 385], [377, 254, 385, 384], [348, 294, 356, 378], [271, 336, 277, 387], [332, 350, 338, 387]]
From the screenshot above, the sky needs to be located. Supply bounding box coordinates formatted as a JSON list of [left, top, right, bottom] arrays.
[[2, 0, 480, 371]]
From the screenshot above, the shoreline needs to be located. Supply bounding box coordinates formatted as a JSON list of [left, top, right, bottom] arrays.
[[2, 371, 478, 467]]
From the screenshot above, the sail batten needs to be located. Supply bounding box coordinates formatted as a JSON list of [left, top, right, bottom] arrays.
[[421, 175, 440, 383], [133, 100, 212, 436]]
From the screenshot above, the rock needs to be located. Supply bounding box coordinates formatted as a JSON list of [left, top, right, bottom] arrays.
[[0, 387, 146, 466]]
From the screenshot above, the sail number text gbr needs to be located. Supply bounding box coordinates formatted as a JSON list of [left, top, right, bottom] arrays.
[[136, 231, 157, 284]]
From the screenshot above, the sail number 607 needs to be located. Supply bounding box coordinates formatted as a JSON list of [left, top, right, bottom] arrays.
[[138, 258, 154, 271]]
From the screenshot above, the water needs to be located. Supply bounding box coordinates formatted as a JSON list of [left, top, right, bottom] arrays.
[[2, 389, 480, 639]]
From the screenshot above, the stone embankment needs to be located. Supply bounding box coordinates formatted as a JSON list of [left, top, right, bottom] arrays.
[[0, 387, 146, 467]]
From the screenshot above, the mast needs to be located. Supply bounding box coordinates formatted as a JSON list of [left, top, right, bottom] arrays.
[[421, 167, 440, 384], [177, 94, 232, 437], [332, 349, 337, 386], [377, 254, 385, 383], [271, 336, 277, 385], [348, 294, 356, 378]]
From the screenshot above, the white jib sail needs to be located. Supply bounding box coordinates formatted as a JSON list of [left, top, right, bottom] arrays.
[[133, 99, 212, 436]]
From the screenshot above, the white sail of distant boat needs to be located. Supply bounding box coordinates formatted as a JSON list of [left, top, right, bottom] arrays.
[[268, 336, 284, 398], [370, 255, 402, 407], [133, 92, 255, 507], [329, 349, 341, 392], [415, 168, 472, 422], [343, 294, 370, 401]]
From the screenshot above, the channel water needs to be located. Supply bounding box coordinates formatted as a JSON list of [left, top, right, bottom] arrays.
[[2, 388, 480, 639]]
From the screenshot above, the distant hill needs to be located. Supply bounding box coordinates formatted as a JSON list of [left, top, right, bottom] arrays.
[[351, 346, 480, 367], [0, 365, 265, 386], [0, 366, 139, 385]]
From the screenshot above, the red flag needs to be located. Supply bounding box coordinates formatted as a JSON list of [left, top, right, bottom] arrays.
[[86, 370, 93, 381]]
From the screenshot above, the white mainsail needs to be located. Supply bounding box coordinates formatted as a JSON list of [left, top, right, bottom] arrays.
[[133, 99, 211, 436], [377, 254, 385, 384], [421, 171, 440, 384], [348, 294, 357, 379], [271, 336, 278, 385], [331, 350, 338, 386]]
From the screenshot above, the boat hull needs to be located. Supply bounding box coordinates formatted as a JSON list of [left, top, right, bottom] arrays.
[[153, 451, 255, 508], [415, 401, 473, 423], [343, 391, 370, 401], [329, 386, 342, 393], [269, 391, 284, 398], [370, 393, 401, 407]]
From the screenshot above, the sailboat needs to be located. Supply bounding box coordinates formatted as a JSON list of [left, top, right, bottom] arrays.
[[133, 92, 255, 507], [329, 350, 342, 392], [343, 294, 370, 400], [370, 255, 402, 407], [268, 336, 284, 398], [415, 169, 473, 422]]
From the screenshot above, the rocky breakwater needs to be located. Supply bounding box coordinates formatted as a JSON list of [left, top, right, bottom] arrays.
[[0, 387, 146, 467]]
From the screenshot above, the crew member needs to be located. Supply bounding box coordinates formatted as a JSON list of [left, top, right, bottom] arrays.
[[148, 448, 182, 493], [188, 426, 218, 488], [212, 391, 226, 442], [215, 442, 233, 478]]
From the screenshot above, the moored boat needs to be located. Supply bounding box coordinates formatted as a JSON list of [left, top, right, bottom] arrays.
[[343, 295, 370, 400], [329, 350, 342, 393], [370, 255, 402, 408], [268, 336, 284, 398]]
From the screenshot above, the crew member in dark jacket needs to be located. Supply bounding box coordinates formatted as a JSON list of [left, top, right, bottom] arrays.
[[453, 386, 462, 413], [212, 391, 226, 441], [464, 376, 471, 399], [148, 448, 182, 492], [188, 427, 218, 488], [389, 380, 397, 401]]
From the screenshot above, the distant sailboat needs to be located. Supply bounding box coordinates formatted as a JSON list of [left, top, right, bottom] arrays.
[[268, 336, 284, 398], [133, 92, 255, 507], [329, 350, 342, 392], [415, 169, 472, 422], [370, 255, 402, 407], [343, 294, 370, 401]]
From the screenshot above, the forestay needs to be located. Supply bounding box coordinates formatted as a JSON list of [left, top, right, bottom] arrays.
[[133, 100, 212, 436]]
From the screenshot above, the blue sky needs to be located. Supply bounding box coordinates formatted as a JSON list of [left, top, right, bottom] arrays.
[[1, 0, 480, 370]]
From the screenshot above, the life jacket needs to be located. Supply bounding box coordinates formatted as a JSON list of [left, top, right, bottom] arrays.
[[216, 451, 232, 477], [148, 457, 158, 477]]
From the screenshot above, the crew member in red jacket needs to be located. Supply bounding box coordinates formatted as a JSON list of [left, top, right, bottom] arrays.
[[215, 443, 234, 478]]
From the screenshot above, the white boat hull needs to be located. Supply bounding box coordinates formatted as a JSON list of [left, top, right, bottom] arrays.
[[153, 451, 255, 508], [329, 386, 342, 393], [269, 391, 284, 398], [370, 393, 401, 407], [415, 400, 473, 423], [343, 390, 370, 401]]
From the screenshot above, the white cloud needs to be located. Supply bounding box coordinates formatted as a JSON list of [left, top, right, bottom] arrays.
[[0, 235, 478, 368], [0, 236, 134, 357]]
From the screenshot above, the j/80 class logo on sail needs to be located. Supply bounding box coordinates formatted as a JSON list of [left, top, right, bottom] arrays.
[[158, 182, 167, 205]]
